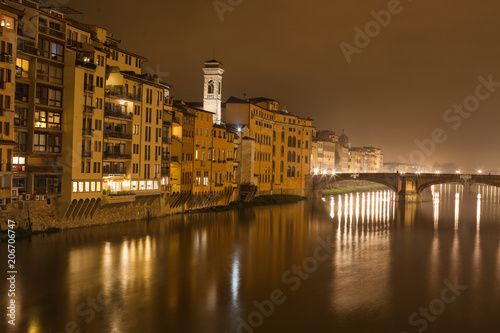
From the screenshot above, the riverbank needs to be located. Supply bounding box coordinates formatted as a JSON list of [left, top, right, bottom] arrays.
[[0, 195, 307, 242], [322, 184, 389, 196], [190, 194, 307, 213]]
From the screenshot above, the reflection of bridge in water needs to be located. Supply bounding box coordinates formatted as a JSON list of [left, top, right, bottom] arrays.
[[311, 173, 500, 202]]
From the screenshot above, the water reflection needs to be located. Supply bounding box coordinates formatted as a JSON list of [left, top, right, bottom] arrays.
[[2, 185, 500, 333]]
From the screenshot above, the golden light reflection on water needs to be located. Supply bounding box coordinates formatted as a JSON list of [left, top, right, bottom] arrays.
[[330, 190, 395, 314]]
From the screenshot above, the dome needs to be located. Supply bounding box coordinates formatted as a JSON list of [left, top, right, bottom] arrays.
[[339, 129, 350, 147]]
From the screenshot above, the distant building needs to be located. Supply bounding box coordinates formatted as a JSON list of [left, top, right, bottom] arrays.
[[225, 96, 314, 196]]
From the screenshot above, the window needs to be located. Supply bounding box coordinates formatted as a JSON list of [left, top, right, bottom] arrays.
[[16, 58, 29, 78], [36, 85, 62, 107], [72, 182, 78, 193], [33, 133, 46, 152], [15, 83, 29, 102], [34, 110, 61, 130], [1, 15, 14, 30]]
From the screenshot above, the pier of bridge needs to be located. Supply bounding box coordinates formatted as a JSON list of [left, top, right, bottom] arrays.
[[310, 173, 500, 202]]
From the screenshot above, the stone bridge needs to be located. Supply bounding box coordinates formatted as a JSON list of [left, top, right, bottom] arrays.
[[311, 173, 500, 202]]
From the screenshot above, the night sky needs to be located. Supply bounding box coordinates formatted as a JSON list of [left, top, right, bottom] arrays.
[[71, 0, 500, 171]]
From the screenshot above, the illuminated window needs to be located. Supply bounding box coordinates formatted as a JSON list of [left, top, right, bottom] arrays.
[[154, 181, 158, 190], [147, 181, 153, 190], [16, 58, 29, 78], [96, 182, 101, 192], [85, 182, 90, 192], [78, 182, 84, 193], [91, 182, 96, 192], [139, 181, 145, 190], [131, 181, 138, 191], [1, 15, 14, 29], [72, 182, 78, 193]]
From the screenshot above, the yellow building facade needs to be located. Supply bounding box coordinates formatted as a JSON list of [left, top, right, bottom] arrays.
[[225, 96, 314, 196]]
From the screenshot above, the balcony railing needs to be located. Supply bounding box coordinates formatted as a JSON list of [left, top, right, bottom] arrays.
[[103, 152, 132, 160], [82, 151, 92, 158], [75, 59, 97, 70], [17, 43, 38, 56], [28, 165, 63, 174], [106, 86, 142, 102], [67, 39, 83, 48], [84, 84, 95, 92], [82, 129, 93, 137], [104, 109, 133, 120], [161, 167, 169, 176], [0, 53, 13, 63], [103, 168, 127, 175], [38, 26, 65, 40], [83, 105, 95, 114], [161, 153, 170, 161], [104, 131, 132, 140]]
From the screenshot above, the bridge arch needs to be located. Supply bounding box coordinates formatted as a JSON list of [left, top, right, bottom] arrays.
[[312, 174, 399, 194]]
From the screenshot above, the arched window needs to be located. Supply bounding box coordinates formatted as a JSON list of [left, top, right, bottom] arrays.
[[293, 137, 296, 147], [288, 151, 292, 162], [281, 132, 285, 141], [287, 166, 291, 177], [292, 166, 296, 177], [281, 146, 284, 157], [288, 136, 292, 147], [208, 80, 214, 95], [292, 151, 296, 162], [280, 161, 284, 173]]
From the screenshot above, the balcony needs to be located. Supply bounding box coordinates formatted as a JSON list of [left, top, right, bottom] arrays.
[[104, 131, 132, 140], [84, 84, 95, 92], [67, 39, 83, 48], [103, 167, 127, 176], [82, 151, 92, 158], [161, 167, 169, 176], [83, 105, 95, 115], [17, 43, 38, 56], [38, 26, 65, 40], [104, 109, 133, 120], [162, 153, 170, 161], [0, 53, 13, 63], [103, 152, 132, 160], [82, 129, 93, 137], [75, 59, 97, 70], [106, 85, 142, 102], [28, 165, 63, 174], [162, 137, 171, 144]]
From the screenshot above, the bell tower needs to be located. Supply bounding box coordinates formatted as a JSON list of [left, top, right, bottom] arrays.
[[203, 59, 224, 124]]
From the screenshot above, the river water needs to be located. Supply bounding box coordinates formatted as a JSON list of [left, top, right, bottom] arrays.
[[1, 184, 500, 333]]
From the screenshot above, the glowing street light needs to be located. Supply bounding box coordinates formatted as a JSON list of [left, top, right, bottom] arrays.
[[435, 171, 441, 174], [456, 170, 461, 174], [478, 170, 483, 174]]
